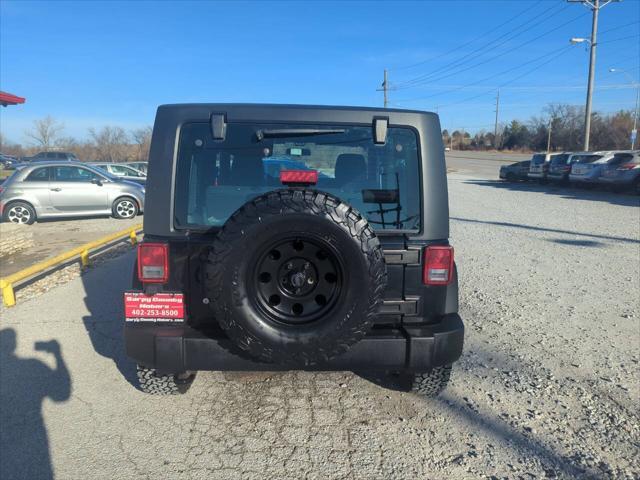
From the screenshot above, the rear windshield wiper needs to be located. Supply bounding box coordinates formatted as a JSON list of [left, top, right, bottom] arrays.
[[255, 128, 345, 141]]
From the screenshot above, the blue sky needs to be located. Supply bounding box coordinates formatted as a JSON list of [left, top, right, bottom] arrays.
[[1, 0, 638, 144]]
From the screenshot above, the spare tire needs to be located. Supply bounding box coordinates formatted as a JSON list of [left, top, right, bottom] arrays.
[[204, 189, 387, 366]]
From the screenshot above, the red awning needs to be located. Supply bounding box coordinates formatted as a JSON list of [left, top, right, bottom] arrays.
[[0, 91, 26, 107]]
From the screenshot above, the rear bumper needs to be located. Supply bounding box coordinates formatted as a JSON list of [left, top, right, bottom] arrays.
[[527, 172, 545, 179], [547, 172, 569, 181], [569, 174, 596, 183], [124, 313, 465, 373]]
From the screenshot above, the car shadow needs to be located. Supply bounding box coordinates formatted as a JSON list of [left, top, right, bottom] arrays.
[[80, 250, 139, 389], [0, 328, 71, 480], [356, 344, 606, 479], [464, 179, 640, 208], [451, 216, 640, 245]]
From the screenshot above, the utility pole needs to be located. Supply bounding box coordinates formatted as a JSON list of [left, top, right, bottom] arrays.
[[584, 0, 598, 151], [546, 118, 553, 153], [383, 69, 388, 108], [568, 0, 620, 151], [494, 89, 500, 149]]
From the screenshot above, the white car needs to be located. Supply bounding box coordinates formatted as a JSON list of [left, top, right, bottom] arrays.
[[90, 162, 146, 185]]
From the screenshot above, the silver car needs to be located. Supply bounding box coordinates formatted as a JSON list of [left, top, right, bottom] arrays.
[[90, 162, 146, 185], [568, 151, 616, 186], [597, 151, 640, 193], [126, 161, 148, 174], [0, 161, 145, 224]]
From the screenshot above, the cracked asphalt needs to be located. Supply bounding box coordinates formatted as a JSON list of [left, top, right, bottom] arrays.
[[1, 168, 638, 479]]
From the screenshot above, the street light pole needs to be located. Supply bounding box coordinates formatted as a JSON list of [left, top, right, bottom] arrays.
[[583, 0, 599, 151], [568, 0, 620, 151]]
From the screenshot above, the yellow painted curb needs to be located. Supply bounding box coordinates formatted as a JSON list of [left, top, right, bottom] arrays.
[[0, 223, 142, 307]]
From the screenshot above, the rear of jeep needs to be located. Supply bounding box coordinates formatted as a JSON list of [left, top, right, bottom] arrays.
[[124, 104, 463, 396]]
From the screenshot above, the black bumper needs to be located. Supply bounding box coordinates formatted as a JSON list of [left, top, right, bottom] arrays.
[[124, 314, 464, 373]]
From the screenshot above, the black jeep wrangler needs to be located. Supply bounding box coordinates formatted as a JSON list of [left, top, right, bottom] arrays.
[[124, 104, 463, 396]]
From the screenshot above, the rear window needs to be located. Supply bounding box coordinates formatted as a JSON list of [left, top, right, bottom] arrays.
[[573, 154, 603, 164], [174, 122, 422, 232], [550, 154, 570, 165], [609, 153, 635, 165], [531, 154, 546, 165]]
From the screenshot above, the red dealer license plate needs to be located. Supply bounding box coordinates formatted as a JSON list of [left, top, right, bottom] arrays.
[[124, 292, 185, 323]]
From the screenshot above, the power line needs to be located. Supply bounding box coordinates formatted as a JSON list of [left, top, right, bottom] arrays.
[[599, 34, 640, 45], [598, 19, 640, 35], [390, 1, 540, 72], [394, 44, 574, 104], [394, 9, 587, 91], [394, 2, 572, 89], [425, 46, 574, 111]]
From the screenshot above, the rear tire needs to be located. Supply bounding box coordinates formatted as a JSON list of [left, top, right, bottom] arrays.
[[112, 197, 139, 219], [411, 365, 453, 397], [136, 365, 195, 395], [2, 201, 36, 225], [505, 172, 516, 182]]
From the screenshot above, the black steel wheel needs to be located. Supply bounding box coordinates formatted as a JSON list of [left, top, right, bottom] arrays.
[[205, 189, 387, 366], [252, 237, 343, 325]]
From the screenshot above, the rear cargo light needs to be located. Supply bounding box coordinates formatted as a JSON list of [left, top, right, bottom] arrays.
[[137, 243, 169, 283], [423, 245, 454, 285], [280, 169, 318, 186], [618, 162, 639, 170]]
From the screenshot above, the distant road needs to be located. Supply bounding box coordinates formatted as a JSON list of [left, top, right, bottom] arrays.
[[445, 150, 530, 180]]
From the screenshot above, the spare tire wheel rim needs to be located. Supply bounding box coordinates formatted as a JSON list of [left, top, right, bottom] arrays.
[[252, 236, 344, 325]]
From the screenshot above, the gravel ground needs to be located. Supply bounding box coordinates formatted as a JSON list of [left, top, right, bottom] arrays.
[[0, 172, 638, 479]]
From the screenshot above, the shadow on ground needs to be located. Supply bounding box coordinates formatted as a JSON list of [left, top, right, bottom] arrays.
[[464, 179, 640, 208], [356, 345, 608, 479], [0, 329, 71, 480], [80, 252, 139, 389], [451, 216, 640, 245]]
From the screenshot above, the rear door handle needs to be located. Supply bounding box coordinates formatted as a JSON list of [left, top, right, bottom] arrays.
[[50, 188, 61, 192]]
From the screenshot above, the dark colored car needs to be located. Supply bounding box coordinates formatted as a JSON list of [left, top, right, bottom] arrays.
[[547, 153, 574, 184], [25, 151, 79, 162], [125, 104, 463, 397], [0, 154, 20, 169], [597, 151, 640, 194], [499, 160, 530, 181]]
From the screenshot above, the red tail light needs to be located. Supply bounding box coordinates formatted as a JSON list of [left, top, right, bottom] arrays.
[[137, 243, 169, 283], [423, 245, 454, 285], [617, 162, 639, 170], [562, 166, 571, 172]]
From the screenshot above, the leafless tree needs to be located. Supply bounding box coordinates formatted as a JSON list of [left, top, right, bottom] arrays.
[[88, 126, 130, 162], [130, 126, 152, 161], [24, 116, 64, 149]]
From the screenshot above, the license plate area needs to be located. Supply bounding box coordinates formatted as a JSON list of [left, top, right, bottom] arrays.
[[124, 292, 185, 323]]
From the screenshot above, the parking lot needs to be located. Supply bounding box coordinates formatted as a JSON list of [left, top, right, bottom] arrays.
[[1, 153, 638, 479], [0, 216, 140, 277]]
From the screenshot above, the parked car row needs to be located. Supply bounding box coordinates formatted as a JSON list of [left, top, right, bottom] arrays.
[[499, 150, 640, 194], [0, 161, 146, 224]]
